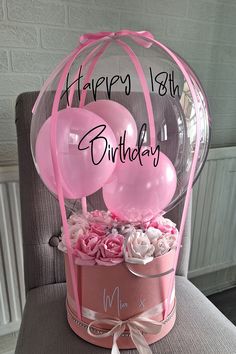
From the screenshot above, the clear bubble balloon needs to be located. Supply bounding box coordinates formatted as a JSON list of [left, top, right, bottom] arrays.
[[31, 32, 210, 218]]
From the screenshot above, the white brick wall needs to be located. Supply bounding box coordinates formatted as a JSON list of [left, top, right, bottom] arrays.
[[0, 0, 236, 165]]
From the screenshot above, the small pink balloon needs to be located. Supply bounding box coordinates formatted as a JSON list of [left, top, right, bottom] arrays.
[[102, 150, 177, 222], [85, 99, 137, 146], [35, 107, 117, 199]]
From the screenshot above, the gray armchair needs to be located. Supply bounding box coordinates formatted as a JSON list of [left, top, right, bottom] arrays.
[[15, 92, 236, 353]]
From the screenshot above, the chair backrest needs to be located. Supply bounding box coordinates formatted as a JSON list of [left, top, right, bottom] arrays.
[[15, 91, 191, 292]]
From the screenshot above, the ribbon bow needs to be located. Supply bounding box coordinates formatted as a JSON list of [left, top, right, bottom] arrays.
[[67, 295, 175, 354], [87, 314, 163, 354], [79, 29, 154, 48]]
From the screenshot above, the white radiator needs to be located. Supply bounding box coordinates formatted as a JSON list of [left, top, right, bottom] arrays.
[[0, 166, 25, 336], [0, 146, 236, 335], [189, 146, 236, 278]]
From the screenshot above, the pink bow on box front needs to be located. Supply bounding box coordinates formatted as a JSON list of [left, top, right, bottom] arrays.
[[79, 29, 154, 48], [67, 291, 176, 354], [87, 314, 162, 354], [86, 302, 175, 354]]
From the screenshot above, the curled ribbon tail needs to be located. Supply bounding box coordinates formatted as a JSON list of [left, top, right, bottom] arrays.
[[128, 325, 152, 354], [111, 324, 125, 354]]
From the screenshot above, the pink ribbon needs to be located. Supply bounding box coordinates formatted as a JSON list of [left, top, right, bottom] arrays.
[[67, 292, 176, 354], [67, 289, 176, 354], [79, 29, 154, 48], [88, 315, 162, 354]]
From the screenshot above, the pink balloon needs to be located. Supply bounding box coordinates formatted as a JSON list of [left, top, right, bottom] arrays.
[[85, 99, 137, 147], [35, 107, 117, 199], [102, 150, 177, 222]]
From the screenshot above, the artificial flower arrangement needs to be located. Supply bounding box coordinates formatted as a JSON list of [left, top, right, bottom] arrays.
[[58, 210, 178, 266], [58, 210, 179, 351]]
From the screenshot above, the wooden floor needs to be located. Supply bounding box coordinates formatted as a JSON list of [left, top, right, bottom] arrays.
[[208, 287, 236, 325]]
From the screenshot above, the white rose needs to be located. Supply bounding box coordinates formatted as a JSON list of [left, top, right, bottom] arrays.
[[152, 236, 170, 257], [146, 227, 162, 242], [68, 213, 89, 231], [165, 233, 177, 249], [61, 224, 84, 250], [125, 230, 155, 265], [156, 216, 176, 227], [58, 241, 67, 253], [152, 233, 177, 257]]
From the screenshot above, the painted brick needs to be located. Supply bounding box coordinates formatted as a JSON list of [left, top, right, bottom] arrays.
[[178, 41, 236, 64], [11, 50, 65, 73], [167, 18, 236, 45], [212, 114, 236, 130], [208, 44, 236, 64], [209, 97, 236, 116], [162, 38, 236, 66], [0, 98, 14, 120], [202, 80, 236, 99], [146, 0, 188, 17], [188, 1, 236, 26], [190, 62, 236, 82], [161, 39, 186, 56], [120, 12, 166, 36], [0, 23, 38, 48], [7, 0, 66, 25], [0, 74, 41, 95], [63, 0, 95, 4], [94, 0, 144, 11], [0, 142, 18, 164], [0, 50, 8, 72], [211, 128, 236, 147], [0, 120, 16, 141], [0, 0, 3, 20], [68, 5, 119, 31], [41, 28, 79, 51], [209, 0, 236, 4]]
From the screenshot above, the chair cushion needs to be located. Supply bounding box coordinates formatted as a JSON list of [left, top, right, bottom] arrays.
[[15, 276, 236, 354]]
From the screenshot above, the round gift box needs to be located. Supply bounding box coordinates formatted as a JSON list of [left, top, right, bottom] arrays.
[[65, 249, 176, 349]]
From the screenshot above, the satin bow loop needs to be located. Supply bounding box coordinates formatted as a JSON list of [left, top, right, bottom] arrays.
[[79, 30, 154, 48], [87, 314, 163, 354]]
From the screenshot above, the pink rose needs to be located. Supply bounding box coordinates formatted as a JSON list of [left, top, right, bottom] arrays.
[[89, 210, 113, 226], [150, 216, 177, 234], [89, 222, 108, 236], [96, 234, 124, 266], [74, 232, 103, 266]]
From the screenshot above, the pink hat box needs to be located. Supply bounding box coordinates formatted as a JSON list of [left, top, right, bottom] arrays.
[[65, 248, 176, 350]]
